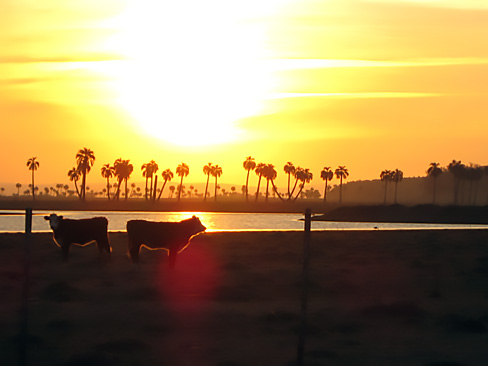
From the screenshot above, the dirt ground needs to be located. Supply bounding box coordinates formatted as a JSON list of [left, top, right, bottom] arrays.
[[2, 229, 488, 366]]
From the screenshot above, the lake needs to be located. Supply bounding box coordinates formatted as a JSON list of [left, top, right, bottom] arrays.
[[1, 210, 487, 233]]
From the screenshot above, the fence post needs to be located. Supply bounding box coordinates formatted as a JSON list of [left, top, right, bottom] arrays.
[[19, 208, 32, 366], [297, 208, 312, 366]]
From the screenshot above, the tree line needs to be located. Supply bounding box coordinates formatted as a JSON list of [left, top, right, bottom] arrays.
[[15, 149, 488, 206]]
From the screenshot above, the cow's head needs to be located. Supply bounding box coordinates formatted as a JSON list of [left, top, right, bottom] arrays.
[[44, 213, 64, 230], [189, 215, 206, 234]]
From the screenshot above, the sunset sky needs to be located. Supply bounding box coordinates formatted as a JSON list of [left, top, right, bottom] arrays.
[[1, 0, 488, 192]]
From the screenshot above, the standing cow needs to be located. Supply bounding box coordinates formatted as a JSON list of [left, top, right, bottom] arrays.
[[127, 216, 206, 267], [44, 214, 111, 260]]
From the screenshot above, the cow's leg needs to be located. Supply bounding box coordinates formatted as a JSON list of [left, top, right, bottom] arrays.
[[61, 242, 70, 261], [129, 242, 140, 264], [168, 250, 177, 269], [97, 236, 112, 258]]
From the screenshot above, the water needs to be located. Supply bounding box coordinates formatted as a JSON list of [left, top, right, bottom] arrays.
[[1, 210, 487, 233]]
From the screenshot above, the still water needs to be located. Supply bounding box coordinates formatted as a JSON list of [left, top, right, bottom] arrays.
[[1, 210, 487, 233]]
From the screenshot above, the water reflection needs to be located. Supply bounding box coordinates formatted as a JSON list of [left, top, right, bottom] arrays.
[[0, 210, 487, 233]]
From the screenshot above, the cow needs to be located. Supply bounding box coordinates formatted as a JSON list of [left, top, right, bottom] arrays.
[[126, 216, 206, 268], [44, 214, 111, 260]]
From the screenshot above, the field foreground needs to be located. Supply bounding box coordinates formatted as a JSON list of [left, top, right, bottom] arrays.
[[2, 230, 488, 366]]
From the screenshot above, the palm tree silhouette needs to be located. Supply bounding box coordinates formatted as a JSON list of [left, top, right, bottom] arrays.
[[426, 162, 443, 204], [391, 169, 403, 204], [101, 164, 115, 200], [176, 163, 189, 201], [141, 160, 158, 200], [335, 166, 349, 203], [380, 169, 393, 204], [16, 183, 22, 196], [293, 168, 313, 201], [212, 165, 223, 201], [283, 162, 296, 198], [114, 158, 134, 200], [75, 148, 95, 201], [67, 167, 81, 198], [203, 163, 213, 201], [263, 164, 278, 201], [254, 163, 266, 202], [447, 160, 464, 205], [243, 157, 256, 202], [157, 169, 174, 200], [26, 157, 39, 200], [320, 167, 334, 203]]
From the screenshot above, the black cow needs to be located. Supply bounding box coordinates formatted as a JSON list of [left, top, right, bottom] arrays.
[[126, 216, 206, 267], [44, 214, 111, 260]]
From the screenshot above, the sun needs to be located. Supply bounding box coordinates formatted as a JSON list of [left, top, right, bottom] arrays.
[[105, 1, 284, 147]]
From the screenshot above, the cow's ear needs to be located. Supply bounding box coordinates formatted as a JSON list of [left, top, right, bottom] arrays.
[[44, 216, 49, 220]]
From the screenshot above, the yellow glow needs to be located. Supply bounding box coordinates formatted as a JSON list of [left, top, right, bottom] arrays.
[[101, 1, 289, 147]]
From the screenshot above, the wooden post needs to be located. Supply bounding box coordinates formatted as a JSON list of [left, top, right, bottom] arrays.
[[297, 208, 311, 366], [19, 208, 32, 366]]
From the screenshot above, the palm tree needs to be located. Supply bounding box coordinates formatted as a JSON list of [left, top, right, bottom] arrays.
[[335, 166, 349, 203], [243, 157, 256, 201], [67, 167, 81, 197], [283, 162, 296, 198], [293, 168, 313, 201], [380, 169, 393, 205], [263, 164, 278, 201], [320, 167, 334, 203], [157, 169, 174, 200], [75, 148, 95, 201], [254, 163, 267, 202], [426, 162, 443, 204], [141, 160, 158, 200], [203, 163, 213, 201], [176, 163, 189, 201], [169, 185, 175, 198], [114, 158, 133, 200], [15, 183, 22, 196], [26, 157, 39, 200], [101, 164, 115, 200], [391, 169, 404, 204], [212, 165, 223, 201], [447, 160, 464, 205]]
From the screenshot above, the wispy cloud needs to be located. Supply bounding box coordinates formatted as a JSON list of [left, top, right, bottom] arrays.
[[270, 92, 442, 99], [268, 57, 488, 71]]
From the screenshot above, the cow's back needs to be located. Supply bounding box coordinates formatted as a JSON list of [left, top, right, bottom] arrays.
[[57, 217, 108, 243]]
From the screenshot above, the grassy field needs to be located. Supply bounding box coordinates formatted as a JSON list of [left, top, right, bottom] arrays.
[[2, 230, 488, 365]]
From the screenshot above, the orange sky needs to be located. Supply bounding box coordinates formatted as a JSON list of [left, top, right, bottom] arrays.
[[1, 0, 488, 193]]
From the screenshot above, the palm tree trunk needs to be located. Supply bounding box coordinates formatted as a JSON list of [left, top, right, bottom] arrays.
[[214, 176, 218, 201], [265, 179, 270, 201], [157, 180, 168, 200], [289, 178, 299, 200], [245, 170, 250, 201], [293, 183, 305, 202], [178, 176, 183, 201], [152, 175, 158, 201], [106, 178, 111, 200], [204, 174, 210, 201], [270, 180, 285, 202], [255, 175, 262, 202], [31, 170, 35, 200], [81, 171, 86, 201], [144, 176, 149, 200], [124, 178, 129, 200], [339, 177, 343, 203], [323, 180, 328, 203]]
